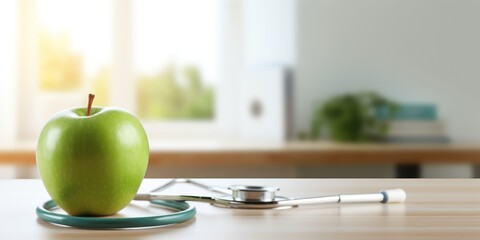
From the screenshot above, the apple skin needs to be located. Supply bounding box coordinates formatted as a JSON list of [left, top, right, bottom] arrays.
[[36, 107, 149, 216]]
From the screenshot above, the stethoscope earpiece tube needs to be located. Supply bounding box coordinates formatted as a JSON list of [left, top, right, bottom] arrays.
[[338, 189, 406, 204], [380, 189, 407, 203], [138, 187, 407, 209]]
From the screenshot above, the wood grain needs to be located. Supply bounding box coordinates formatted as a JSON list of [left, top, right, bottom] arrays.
[[1, 179, 480, 239]]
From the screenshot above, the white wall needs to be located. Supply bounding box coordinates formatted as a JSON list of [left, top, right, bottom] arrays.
[[295, 0, 480, 142], [243, 0, 295, 67]]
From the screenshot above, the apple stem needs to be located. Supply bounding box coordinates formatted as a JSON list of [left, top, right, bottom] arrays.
[[86, 94, 95, 116]]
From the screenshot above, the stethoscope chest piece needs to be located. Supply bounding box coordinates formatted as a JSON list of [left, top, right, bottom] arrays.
[[212, 185, 293, 209], [228, 185, 280, 202]]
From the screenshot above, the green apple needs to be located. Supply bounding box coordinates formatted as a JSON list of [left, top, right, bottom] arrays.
[[36, 94, 149, 216]]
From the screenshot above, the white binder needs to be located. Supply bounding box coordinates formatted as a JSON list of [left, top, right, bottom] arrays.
[[238, 66, 292, 142]]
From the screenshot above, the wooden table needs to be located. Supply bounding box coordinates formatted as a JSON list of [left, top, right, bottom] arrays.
[[2, 141, 480, 166], [3, 141, 480, 177], [1, 178, 480, 239]]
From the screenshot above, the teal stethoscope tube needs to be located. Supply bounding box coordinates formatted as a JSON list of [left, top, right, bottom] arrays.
[[36, 200, 196, 229]]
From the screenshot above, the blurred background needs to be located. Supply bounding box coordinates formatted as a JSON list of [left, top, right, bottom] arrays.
[[1, 0, 480, 178]]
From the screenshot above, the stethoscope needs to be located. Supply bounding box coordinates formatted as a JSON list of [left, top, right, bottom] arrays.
[[137, 178, 407, 209], [37, 178, 406, 229]]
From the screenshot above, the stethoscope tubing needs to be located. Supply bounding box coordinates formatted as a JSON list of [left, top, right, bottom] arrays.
[[36, 199, 196, 229]]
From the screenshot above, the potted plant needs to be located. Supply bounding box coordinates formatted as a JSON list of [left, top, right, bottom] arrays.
[[310, 92, 398, 142]]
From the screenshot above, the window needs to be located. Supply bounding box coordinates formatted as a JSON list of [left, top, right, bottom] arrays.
[[36, 0, 112, 106], [0, 1, 18, 141], [133, 0, 218, 120], [10, 0, 222, 140]]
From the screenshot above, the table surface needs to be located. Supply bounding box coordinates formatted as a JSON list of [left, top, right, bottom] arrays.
[[2, 179, 480, 239]]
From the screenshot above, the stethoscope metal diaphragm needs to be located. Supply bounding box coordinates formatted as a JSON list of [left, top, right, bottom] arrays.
[[228, 185, 280, 202], [211, 185, 294, 209]]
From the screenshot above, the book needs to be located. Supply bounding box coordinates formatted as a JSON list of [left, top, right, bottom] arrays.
[[376, 104, 437, 120], [387, 120, 445, 137], [385, 120, 449, 144], [386, 136, 450, 144]]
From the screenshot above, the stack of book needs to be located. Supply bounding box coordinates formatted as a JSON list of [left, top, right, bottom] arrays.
[[376, 104, 449, 143]]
